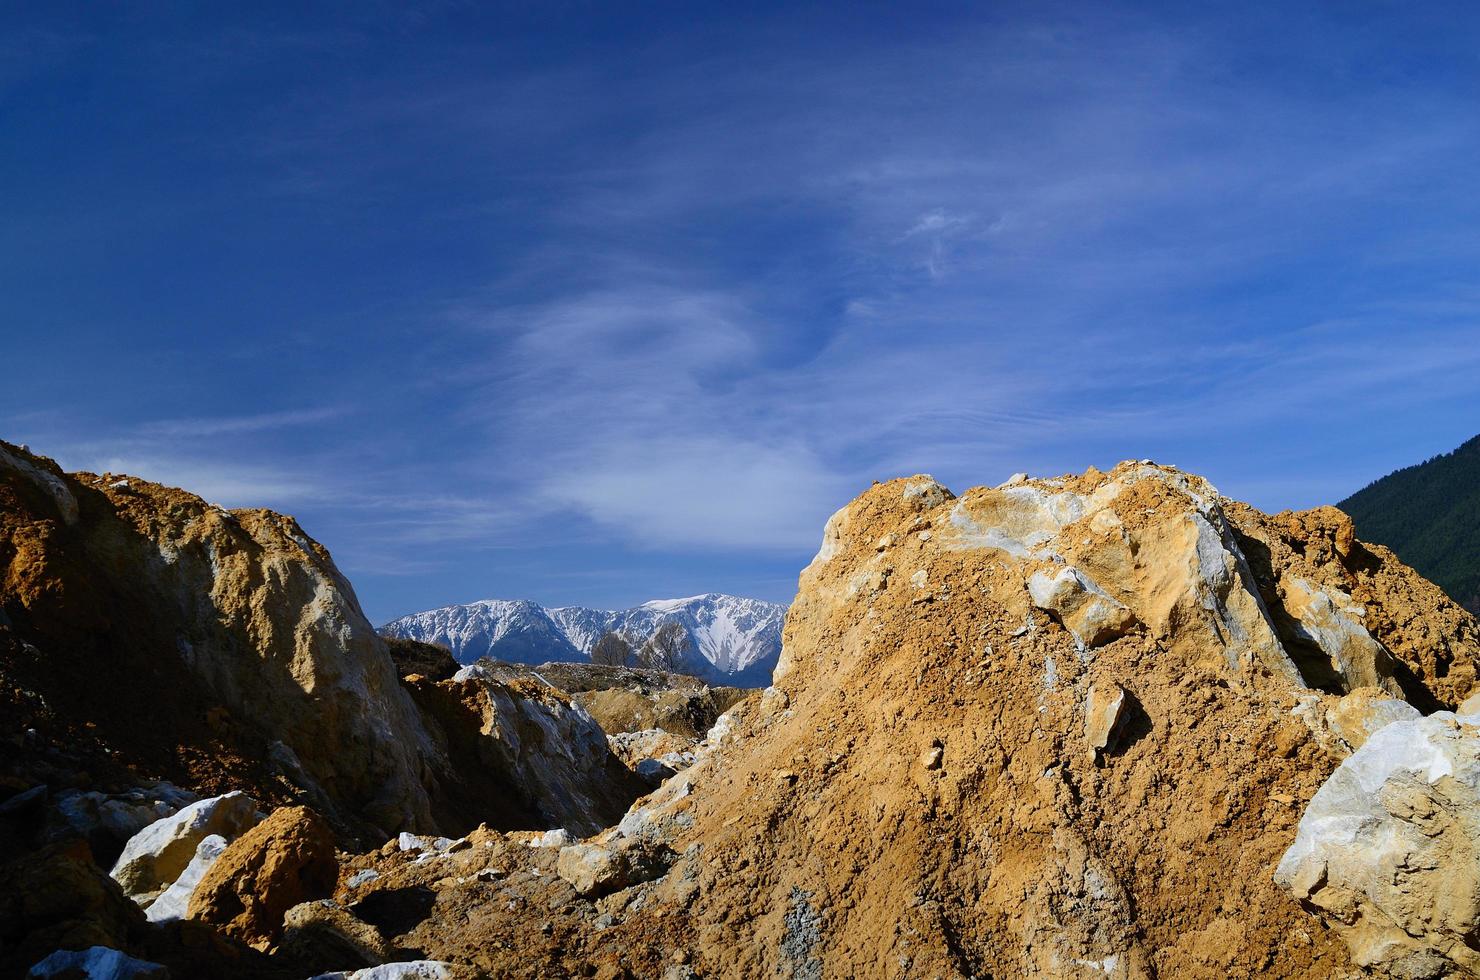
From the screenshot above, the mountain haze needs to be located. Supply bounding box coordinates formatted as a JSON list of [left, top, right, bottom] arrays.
[[1340, 433, 1480, 614], [380, 593, 785, 686]]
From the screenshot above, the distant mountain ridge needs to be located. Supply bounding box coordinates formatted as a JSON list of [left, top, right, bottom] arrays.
[[379, 593, 786, 687], [1340, 433, 1480, 614]]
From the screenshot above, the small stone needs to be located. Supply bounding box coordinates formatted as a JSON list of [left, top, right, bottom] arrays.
[[557, 839, 673, 898], [920, 740, 944, 770], [529, 828, 574, 849], [1028, 567, 1137, 649], [1085, 683, 1127, 758], [875, 534, 895, 551]]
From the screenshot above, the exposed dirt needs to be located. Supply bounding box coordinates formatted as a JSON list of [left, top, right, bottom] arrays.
[[8, 449, 1480, 979], [327, 464, 1480, 979]]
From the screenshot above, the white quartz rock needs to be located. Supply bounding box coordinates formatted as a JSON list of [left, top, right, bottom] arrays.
[[110, 791, 260, 905], [144, 833, 227, 923], [1277, 713, 1480, 977]]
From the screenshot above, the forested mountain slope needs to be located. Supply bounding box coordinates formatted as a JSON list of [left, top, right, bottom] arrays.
[[1340, 433, 1480, 613]]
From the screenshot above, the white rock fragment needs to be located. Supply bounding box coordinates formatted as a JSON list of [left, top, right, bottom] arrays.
[[1277, 713, 1480, 977], [397, 832, 456, 855], [528, 828, 574, 849], [144, 833, 227, 923], [110, 791, 260, 905], [311, 962, 454, 980], [346, 869, 380, 889], [26, 946, 168, 978], [1027, 567, 1136, 649]]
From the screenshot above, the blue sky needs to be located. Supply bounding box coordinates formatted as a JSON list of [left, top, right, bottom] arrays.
[[4, 2, 1479, 624]]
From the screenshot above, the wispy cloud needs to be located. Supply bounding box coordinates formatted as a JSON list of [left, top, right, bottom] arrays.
[[86, 455, 332, 508], [136, 406, 348, 439]]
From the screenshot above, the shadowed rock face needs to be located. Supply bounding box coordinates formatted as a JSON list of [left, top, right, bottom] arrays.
[[0, 440, 439, 839], [401, 664, 648, 838], [0, 442, 647, 849]]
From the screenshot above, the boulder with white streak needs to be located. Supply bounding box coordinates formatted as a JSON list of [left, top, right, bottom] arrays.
[[143, 834, 227, 923], [1276, 713, 1480, 978], [109, 792, 260, 905]]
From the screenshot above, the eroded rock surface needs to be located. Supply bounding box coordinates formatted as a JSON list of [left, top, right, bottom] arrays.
[[0, 441, 439, 837], [1277, 712, 1480, 978], [189, 806, 338, 948], [402, 665, 647, 837], [478, 660, 752, 739], [317, 462, 1480, 978]]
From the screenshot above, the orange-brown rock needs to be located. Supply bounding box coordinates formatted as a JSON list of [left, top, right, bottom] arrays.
[[0, 441, 440, 839], [188, 805, 338, 948], [333, 463, 1480, 979]]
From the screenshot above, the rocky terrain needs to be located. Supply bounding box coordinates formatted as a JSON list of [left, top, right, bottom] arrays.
[[381, 594, 785, 687], [7, 445, 1480, 978], [0, 441, 651, 975], [472, 661, 752, 787]]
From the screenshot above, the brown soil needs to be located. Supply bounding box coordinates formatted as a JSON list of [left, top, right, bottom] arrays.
[[327, 464, 1480, 979]]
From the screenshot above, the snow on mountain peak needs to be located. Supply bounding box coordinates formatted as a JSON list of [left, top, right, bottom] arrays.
[[380, 593, 786, 687]]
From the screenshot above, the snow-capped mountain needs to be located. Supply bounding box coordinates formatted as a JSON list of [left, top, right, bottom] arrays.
[[380, 593, 786, 687]]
